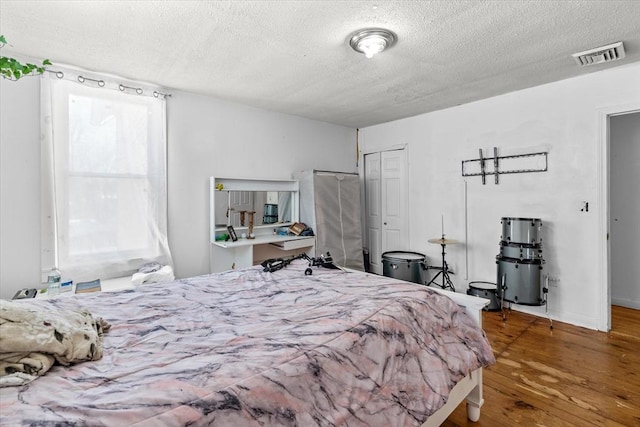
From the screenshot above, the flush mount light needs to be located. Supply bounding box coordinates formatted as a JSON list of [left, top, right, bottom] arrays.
[[349, 28, 397, 59]]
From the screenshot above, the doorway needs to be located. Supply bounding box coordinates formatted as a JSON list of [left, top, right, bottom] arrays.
[[609, 112, 640, 321], [598, 104, 640, 331], [364, 148, 408, 275]]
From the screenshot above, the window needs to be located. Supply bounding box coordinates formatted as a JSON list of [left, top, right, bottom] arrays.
[[41, 73, 172, 282]]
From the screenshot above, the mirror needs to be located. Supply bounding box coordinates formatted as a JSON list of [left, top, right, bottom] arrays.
[[214, 191, 294, 229]]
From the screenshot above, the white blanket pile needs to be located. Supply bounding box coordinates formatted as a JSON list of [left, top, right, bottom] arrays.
[[0, 299, 110, 387]]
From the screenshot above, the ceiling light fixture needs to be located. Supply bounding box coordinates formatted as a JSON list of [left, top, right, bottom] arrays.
[[349, 28, 397, 59]]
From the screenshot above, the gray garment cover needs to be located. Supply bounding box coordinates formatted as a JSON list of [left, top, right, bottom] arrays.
[[295, 170, 364, 271]]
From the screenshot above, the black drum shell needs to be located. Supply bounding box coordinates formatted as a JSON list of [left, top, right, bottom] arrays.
[[467, 281, 501, 311], [496, 256, 544, 305], [382, 251, 427, 285], [501, 217, 542, 245]]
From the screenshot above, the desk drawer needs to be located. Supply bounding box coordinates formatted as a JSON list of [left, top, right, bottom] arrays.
[[270, 237, 314, 251]]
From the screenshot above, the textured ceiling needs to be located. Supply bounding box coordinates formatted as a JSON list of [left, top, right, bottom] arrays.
[[1, 0, 639, 128]]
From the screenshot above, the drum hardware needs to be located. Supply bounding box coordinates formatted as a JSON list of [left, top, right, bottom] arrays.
[[500, 274, 508, 321], [543, 275, 553, 329], [426, 236, 457, 291]]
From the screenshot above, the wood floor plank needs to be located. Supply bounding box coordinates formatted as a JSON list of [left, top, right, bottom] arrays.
[[499, 329, 640, 391], [444, 305, 640, 427], [611, 305, 640, 339], [487, 356, 639, 426]]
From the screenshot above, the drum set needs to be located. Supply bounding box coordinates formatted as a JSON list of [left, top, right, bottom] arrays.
[[465, 217, 547, 313], [382, 217, 549, 318], [496, 217, 545, 307]]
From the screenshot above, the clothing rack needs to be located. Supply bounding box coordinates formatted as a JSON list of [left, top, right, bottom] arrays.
[[461, 148, 548, 184]]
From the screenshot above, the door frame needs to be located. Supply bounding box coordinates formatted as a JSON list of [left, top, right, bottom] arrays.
[[597, 101, 640, 331]]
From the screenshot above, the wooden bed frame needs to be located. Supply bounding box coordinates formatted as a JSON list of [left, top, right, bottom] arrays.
[[423, 288, 489, 426]]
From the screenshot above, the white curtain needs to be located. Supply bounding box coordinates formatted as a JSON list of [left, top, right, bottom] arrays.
[[41, 70, 172, 282]]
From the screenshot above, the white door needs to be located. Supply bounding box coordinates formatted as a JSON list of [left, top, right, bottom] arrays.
[[365, 153, 382, 274], [229, 191, 254, 227], [365, 149, 408, 274], [381, 149, 408, 252]]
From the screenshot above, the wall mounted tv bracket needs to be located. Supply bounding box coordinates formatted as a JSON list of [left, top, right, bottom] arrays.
[[462, 147, 548, 184]]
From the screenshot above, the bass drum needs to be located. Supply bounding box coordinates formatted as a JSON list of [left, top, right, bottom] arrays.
[[499, 241, 543, 261], [496, 256, 544, 306], [382, 251, 427, 285], [467, 281, 501, 311], [501, 217, 542, 245]]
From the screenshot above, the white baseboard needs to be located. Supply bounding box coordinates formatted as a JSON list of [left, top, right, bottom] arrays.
[[611, 298, 640, 310], [506, 304, 599, 331]]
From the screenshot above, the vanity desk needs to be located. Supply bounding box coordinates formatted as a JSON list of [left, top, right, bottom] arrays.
[[209, 177, 314, 273]]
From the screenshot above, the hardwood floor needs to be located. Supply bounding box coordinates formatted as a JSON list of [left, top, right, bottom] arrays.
[[443, 305, 640, 426]]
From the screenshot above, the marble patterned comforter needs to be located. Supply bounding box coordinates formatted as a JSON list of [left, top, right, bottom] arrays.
[[0, 260, 494, 426]]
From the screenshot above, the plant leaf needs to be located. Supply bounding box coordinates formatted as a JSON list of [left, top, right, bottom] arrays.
[[0, 36, 50, 80]]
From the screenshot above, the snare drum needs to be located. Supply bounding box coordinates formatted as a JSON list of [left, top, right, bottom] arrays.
[[382, 251, 427, 285], [501, 217, 542, 245], [467, 281, 501, 311]]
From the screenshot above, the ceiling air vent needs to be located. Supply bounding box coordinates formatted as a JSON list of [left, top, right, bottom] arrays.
[[572, 42, 625, 66]]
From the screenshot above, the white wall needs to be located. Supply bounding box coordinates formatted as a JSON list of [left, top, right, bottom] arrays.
[[360, 62, 640, 330], [0, 80, 356, 299], [167, 91, 356, 279], [610, 112, 640, 309], [0, 77, 41, 300]]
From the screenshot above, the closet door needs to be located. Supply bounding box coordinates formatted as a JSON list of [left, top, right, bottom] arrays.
[[381, 149, 407, 252], [365, 149, 408, 275], [365, 153, 382, 274]]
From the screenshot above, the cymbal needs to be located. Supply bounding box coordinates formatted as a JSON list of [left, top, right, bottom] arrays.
[[428, 237, 459, 245]]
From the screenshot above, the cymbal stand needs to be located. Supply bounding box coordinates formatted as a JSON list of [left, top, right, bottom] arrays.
[[426, 236, 455, 291]]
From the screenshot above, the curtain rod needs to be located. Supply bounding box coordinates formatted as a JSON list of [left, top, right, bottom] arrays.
[[45, 68, 171, 99]]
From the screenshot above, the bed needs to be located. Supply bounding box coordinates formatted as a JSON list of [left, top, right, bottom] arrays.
[[0, 259, 494, 426]]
